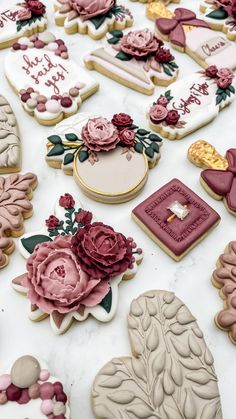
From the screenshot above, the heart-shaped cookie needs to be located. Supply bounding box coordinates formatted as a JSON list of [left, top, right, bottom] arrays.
[[93, 290, 222, 419]]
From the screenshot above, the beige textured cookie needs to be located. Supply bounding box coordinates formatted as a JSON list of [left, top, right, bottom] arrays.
[[5, 32, 99, 126], [92, 290, 223, 419], [147, 1, 180, 20], [200, 0, 236, 42], [0, 2, 47, 50], [0, 173, 37, 269], [155, 5, 236, 69], [54, 0, 133, 40]]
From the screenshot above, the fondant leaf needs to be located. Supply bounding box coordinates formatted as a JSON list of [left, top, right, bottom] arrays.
[[134, 142, 144, 153], [229, 85, 235, 93], [64, 153, 74, 165], [90, 15, 107, 30], [148, 133, 162, 142], [206, 8, 228, 19], [163, 63, 173, 77], [126, 403, 153, 418], [109, 30, 123, 38], [137, 129, 150, 136], [78, 149, 89, 162], [65, 133, 79, 141], [21, 235, 52, 254], [47, 144, 65, 157], [145, 147, 154, 159], [99, 288, 112, 313], [47, 135, 62, 145], [216, 95, 223, 105], [116, 51, 132, 61], [108, 36, 120, 45]]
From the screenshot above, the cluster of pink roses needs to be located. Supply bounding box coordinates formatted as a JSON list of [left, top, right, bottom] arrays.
[[18, 0, 46, 21], [68, 0, 114, 21], [81, 113, 135, 152], [150, 97, 180, 126], [205, 66, 234, 89], [23, 193, 139, 316], [208, 0, 236, 19]]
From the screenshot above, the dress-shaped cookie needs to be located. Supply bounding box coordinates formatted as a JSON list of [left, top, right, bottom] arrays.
[[45, 113, 163, 204], [200, 0, 236, 42], [155, 6, 236, 69], [188, 140, 236, 216], [85, 28, 179, 95], [4, 32, 99, 126], [12, 193, 143, 334], [0, 355, 70, 418], [148, 66, 235, 140], [0, 1, 47, 50], [0, 173, 37, 270], [54, 0, 133, 40], [93, 290, 223, 419], [0, 95, 21, 173]]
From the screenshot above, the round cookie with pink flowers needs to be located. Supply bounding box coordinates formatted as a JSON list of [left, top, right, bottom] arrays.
[[0, 355, 70, 418]]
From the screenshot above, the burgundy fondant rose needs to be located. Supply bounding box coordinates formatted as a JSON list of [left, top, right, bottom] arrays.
[[75, 210, 92, 225], [120, 29, 162, 59], [82, 117, 119, 152], [150, 104, 168, 123], [59, 193, 75, 209], [119, 129, 135, 147], [26, 0, 46, 15], [71, 222, 133, 279], [69, 0, 114, 21], [205, 65, 218, 78], [111, 113, 133, 130], [165, 110, 180, 126], [22, 235, 110, 314], [46, 215, 60, 230], [155, 48, 173, 63]]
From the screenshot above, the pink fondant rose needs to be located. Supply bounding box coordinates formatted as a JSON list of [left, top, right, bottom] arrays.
[[59, 193, 75, 209], [69, 0, 114, 21], [150, 104, 168, 123], [205, 65, 218, 78], [119, 129, 135, 147], [71, 222, 133, 279], [82, 117, 119, 152], [217, 77, 232, 89], [26, 0, 46, 15], [18, 8, 32, 20], [46, 215, 60, 230], [120, 29, 162, 59], [75, 210, 93, 225], [111, 113, 133, 130], [155, 48, 173, 63], [217, 68, 233, 79], [165, 110, 180, 126], [22, 235, 110, 314], [157, 96, 168, 107]]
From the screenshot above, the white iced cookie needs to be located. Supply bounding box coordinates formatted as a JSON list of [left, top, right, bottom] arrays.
[[0, 2, 47, 50], [45, 113, 163, 204], [0, 355, 70, 418], [4, 32, 99, 126]]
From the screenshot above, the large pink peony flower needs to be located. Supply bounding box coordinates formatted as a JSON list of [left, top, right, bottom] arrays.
[[81, 117, 119, 152], [68, 0, 114, 21], [71, 222, 133, 279], [120, 29, 163, 59], [22, 235, 110, 314]]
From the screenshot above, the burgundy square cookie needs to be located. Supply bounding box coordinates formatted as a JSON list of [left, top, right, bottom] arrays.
[[132, 178, 220, 260]]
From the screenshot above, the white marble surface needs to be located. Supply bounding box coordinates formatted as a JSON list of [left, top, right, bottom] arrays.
[[0, 0, 235, 417]]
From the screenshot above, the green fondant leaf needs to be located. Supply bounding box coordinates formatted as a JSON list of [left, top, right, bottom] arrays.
[[165, 90, 171, 99], [222, 92, 227, 100], [216, 88, 225, 95], [90, 15, 107, 30], [65, 133, 79, 141], [134, 142, 144, 153], [225, 88, 231, 97], [137, 129, 150, 136], [216, 95, 223, 105], [78, 149, 89, 163], [116, 51, 132, 61], [64, 153, 75, 165], [229, 85, 235, 93], [47, 144, 65, 157], [145, 146, 154, 158], [169, 61, 178, 69], [151, 143, 159, 152], [148, 133, 162, 142], [109, 29, 123, 38], [108, 36, 120, 45], [21, 235, 52, 254], [130, 124, 138, 130], [162, 63, 173, 77], [206, 8, 228, 20], [47, 135, 62, 145], [99, 288, 112, 313]]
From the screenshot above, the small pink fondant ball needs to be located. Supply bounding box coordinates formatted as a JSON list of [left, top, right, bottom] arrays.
[[40, 369, 50, 382], [0, 374, 11, 391], [40, 382, 55, 400], [41, 399, 54, 415]]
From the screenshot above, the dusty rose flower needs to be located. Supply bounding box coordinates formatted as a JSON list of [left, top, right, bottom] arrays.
[[119, 129, 135, 147], [217, 77, 232, 89], [71, 222, 133, 279], [17, 8, 32, 20], [120, 29, 163, 59], [205, 65, 218, 78], [45, 215, 60, 230], [22, 235, 110, 314], [155, 47, 173, 63], [111, 113, 133, 130], [26, 0, 46, 15], [149, 104, 168, 123], [157, 96, 168, 107], [82, 117, 119, 152], [75, 210, 93, 225], [59, 193, 75, 209], [217, 68, 233, 79], [68, 0, 114, 21], [165, 110, 180, 125]]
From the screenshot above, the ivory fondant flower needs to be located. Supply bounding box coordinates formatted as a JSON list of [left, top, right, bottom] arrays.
[[81, 117, 119, 152]]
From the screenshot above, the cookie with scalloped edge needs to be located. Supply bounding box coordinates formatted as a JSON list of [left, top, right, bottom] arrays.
[[199, 0, 236, 42], [92, 290, 223, 419]]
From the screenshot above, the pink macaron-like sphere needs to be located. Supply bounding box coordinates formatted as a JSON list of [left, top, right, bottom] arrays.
[[41, 399, 54, 415], [40, 382, 55, 400], [0, 374, 11, 391]]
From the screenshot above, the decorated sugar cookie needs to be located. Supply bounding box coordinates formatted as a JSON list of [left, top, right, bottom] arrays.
[[46, 113, 163, 204], [132, 178, 220, 261], [84, 28, 179, 95], [155, 6, 236, 69], [0, 95, 21, 173], [212, 242, 236, 345], [5, 32, 99, 126], [148, 66, 235, 140], [0, 1, 47, 50], [93, 290, 223, 419], [0, 355, 70, 418], [147, 0, 180, 20], [54, 0, 133, 40], [12, 193, 143, 334], [0, 173, 37, 270], [200, 0, 236, 42], [188, 140, 236, 216]]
